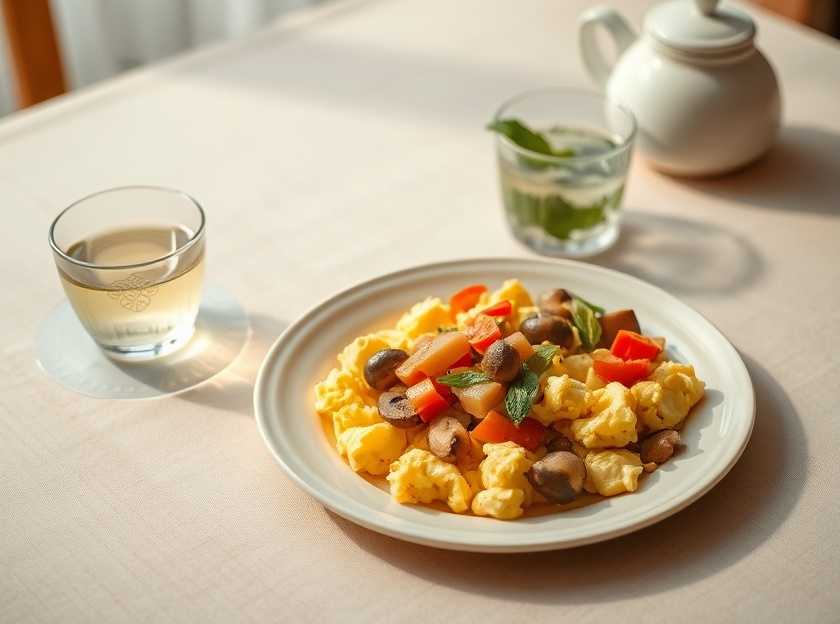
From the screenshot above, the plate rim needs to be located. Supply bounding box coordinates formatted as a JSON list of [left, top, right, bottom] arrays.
[[254, 256, 756, 553]]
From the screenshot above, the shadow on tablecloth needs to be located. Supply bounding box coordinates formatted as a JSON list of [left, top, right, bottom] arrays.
[[329, 354, 806, 603], [667, 125, 840, 217], [176, 313, 288, 417], [588, 211, 765, 297]]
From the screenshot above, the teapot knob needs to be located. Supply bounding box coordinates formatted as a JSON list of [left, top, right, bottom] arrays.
[[695, 0, 719, 15]]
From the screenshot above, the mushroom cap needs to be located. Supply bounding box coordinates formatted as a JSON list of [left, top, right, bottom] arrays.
[[640, 429, 681, 464], [520, 315, 574, 347], [527, 451, 586, 504], [364, 349, 409, 390], [480, 339, 522, 383], [538, 289, 573, 319]]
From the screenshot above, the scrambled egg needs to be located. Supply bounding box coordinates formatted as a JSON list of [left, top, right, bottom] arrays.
[[315, 367, 373, 415], [632, 362, 705, 431], [332, 403, 382, 438], [337, 423, 406, 475], [584, 449, 643, 496], [532, 374, 591, 426], [631, 381, 663, 431], [470, 442, 534, 520], [396, 297, 452, 340], [472, 488, 526, 520], [570, 382, 638, 448], [486, 279, 534, 322], [387, 449, 473, 513], [337, 331, 408, 385]]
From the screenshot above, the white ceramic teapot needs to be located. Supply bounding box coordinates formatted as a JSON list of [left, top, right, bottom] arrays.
[[579, 0, 781, 176]]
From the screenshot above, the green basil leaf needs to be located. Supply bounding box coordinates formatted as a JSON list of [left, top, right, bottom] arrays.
[[436, 371, 492, 388], [571, 298, 602, 350], [526, 344, 560, 376], [504, 366, 540, 425], [437, 325, 458, 333]]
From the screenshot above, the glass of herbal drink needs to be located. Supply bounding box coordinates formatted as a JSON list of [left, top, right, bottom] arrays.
[[489, 88, 636, 257], [49, 186, 206, 360]]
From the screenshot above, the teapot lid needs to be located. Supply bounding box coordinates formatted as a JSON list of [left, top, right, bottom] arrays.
[[645, 0, 755, 54]]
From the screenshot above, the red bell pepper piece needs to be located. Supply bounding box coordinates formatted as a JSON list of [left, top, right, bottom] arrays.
[[450, 351, 474, 368], [610, 330, 662, 361], [593, 352, 651, 387], [480, 300, 512, 317], [406, 378, 449, 423], [450, 284, 487, 319], [464, 314, 502, 354], [471, 410, 546, 450]]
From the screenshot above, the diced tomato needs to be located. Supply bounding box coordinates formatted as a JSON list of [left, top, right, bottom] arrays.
[[406, 378, 449, 423], [450, 284, 487, 319], [450, 351, 474, 368], [471, 410, 546, 451], [432, 380, 455, 404], [480, 300, 512, 317], [610, 330, 662, 361], [593, 352, 651, 387], [464, 314, 502, 354]]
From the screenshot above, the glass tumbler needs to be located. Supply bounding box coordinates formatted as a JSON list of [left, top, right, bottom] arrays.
[[493, 88, 636, 257], [49, 186, 206, 360]]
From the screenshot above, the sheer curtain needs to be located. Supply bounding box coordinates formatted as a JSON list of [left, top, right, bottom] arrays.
[[0, 0, 318, 116]]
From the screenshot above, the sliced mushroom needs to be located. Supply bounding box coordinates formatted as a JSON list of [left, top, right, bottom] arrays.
[[428, 415, 468, 462], [364, 349, 409, 390], [377, 391, 421, 428], [640, 429, 681, 464], [520, 314, 575, 348], [480, 339, 522, 383], [526, 451, 586, 504], [545, 430, 573, 453], [440, 406, 471, 429], [538, 289, 573, 320]]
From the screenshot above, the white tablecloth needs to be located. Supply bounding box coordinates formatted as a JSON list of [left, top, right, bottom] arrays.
[[2, 1, 839, 621]]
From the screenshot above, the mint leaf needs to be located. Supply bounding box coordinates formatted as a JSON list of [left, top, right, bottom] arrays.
[[526, 344, 560, 375], [571, 298, 602, 350], [573, 296, 605, 315], [437, 326, 457, 333], [503, 187, 614, 240], [487, 119, 575, 159], [436, 371, 492, 388], [504, 366, 540, 425]]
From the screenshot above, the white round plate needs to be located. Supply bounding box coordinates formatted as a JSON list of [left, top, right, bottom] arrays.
[[254, 258, 754, 553]]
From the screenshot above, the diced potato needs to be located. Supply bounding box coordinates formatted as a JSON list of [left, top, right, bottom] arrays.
[[504, 331, 534, 361], [453, 382, 505, 419], [396, 332, 470, 384]]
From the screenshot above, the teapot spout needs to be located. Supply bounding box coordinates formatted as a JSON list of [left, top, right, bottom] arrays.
[[578, 7, 637, 90]]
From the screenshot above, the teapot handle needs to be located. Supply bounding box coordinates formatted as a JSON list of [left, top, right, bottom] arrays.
[[578, 7, 637, 90]]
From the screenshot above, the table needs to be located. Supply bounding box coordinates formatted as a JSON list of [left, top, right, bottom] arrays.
[[2, 1, 839, 621]]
